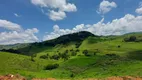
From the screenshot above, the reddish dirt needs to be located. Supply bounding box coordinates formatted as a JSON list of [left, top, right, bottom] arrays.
[[0, 74, 142, 80], [0, 74, 26, 80], [32, 76, 142, 80], [32, 78, 56, 80]]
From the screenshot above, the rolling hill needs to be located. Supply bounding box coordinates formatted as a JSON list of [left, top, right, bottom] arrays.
[[0, 31, 142, 79]]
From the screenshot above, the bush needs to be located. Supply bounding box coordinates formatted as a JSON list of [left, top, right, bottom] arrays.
[[71, 51, 77, 56], [44, 64, 59, 70], [30, 54, 37, 62], [124, 36, 137, 42], [118, 45, 121, 48], [75, 42, 81, 48], [70, 49, 74, 52], [76, 49, 80, 52], [50, 54, 60, 60], [83, 50, 90, 56], [94, 52, 96, 55], [40, 54, 48, 59], [59, 50, 70, 61], [70, 73, 75, 78], [129, 36, 136, 41]]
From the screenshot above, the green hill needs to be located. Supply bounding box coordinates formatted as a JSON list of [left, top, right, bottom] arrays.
[[0, 31, 142, 79]]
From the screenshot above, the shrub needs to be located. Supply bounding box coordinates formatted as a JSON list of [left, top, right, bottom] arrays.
[[75, 42, 81, 48], [83, 50, 90, 56], [44, 64, 59, 70], [50, 54, 60, 60], [40, 55, 48, 59], [129, 36, 136, 41], [76, 49, 80, 52], [124, 36, 137, 42], [94, 52, 96, 55], [30, 54, 37, 62], [70, 49, 74, 52], [31, 56, 35, 62], [118, 45, 121, 48], [83, 50, 88, 56], [71, 51, 77, 56], [61, 51, 70, 61], [70, 73, 75, 78]]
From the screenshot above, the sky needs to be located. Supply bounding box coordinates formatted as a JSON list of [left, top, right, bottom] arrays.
[[0, 0, 142, 45]]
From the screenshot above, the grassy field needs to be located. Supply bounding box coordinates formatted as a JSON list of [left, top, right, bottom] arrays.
[[0, 32, 142, 79]]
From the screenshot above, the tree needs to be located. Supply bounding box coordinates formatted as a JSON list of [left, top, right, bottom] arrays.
[[50, 54, 60, 60], [124, 36, 137, 42], [129, 36, 136, 41], [31, 54, 37, 62], [83, 50, 90, 56], [75, 42, 81, 48], [61, 50, 70, 61], [40, 53, 49, 59], [44, 64, 59, 70], [40, 55, 48, 59], [71, 51, 77, 56]]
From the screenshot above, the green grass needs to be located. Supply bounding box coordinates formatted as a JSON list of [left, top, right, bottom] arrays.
[[0, 32, 142, 79]]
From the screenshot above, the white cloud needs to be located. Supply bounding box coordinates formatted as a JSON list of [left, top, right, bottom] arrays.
[[31, 0, 77, 21], [48, 10, 66, 21], [135, 2, 142, 14], [0, 19, 39, 45], [97, 0, 117, 15], [0, 19, 22, 31], [53, 25, 60, 31], [14, 13, 20, 17], [43, 14, 142, 40]]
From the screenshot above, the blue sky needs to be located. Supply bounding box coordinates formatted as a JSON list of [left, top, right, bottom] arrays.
[[0, 0, 142, 44]]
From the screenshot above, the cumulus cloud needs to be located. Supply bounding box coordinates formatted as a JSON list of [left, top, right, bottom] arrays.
[[0, 19, 39, 45], [97, 0, 117, 15], [31, 0, 77, 21], [48, 10, 66, 21], [0, 19, 22, 31], [43, 14, 142, 40], [135, 2, 142, 14]]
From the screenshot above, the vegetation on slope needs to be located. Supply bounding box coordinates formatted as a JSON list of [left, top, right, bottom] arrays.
[[0, 31, 142, 79]]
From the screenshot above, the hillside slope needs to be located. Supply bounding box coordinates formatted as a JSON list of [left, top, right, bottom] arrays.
[[0, 31, 142, 79]]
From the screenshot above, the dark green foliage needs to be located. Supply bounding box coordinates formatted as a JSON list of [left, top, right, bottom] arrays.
[[61, 50, 70, 61], [30, 54, 37, 62], [129, 36, 137, 41], [118, 45, 121, 48], [124, 36, 137, 42], [31, 56, 35, 62], [94, 52, 96, 55], [127, 50, 142, 60], [44, 64, 59, 70], [75, 42, 81, 48], [0, 49, 21, 54], [70, 49, 74, 52], [76, 49, 80, 52], [71, 51, 77, 56], [40, 55, 48, 59], [70, 73, 75, 78], [83, 50, 90, 56], [50, 54, 60, 60], [43, 31, 95, 46]]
